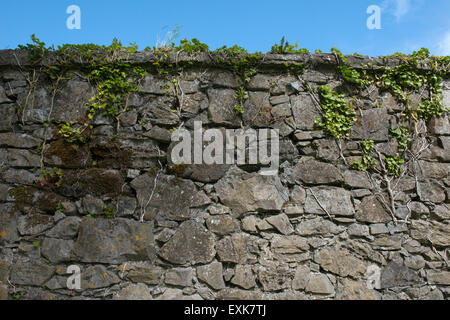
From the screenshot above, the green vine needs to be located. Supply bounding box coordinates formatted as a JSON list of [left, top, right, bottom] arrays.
[[315, 85, 357, 139]]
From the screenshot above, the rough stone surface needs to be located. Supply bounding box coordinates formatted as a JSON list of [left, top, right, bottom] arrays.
[[314, 247, 366, 278], [197, 262, 226, 290], [159, 220, 215, 265], [292, 157, 343, 185], [215, 167, 288, 213], [0, 51, 448, 300], [304, 187, 355, 216], [73, 218, 155, 264]]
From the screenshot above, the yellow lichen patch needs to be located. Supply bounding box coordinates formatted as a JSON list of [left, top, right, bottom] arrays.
[[98, 245, 103, 249], [110, 245, 115, 252], [57, 268, 62, 273], [89, 283, 95, 288], [118, 247, 123, 252], [103, 272, 108, 279], [0, 231, 6, 238], [135, 235, 140, 241]]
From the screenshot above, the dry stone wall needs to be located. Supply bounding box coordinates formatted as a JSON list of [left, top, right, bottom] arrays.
[[0, 49, 449, 300]]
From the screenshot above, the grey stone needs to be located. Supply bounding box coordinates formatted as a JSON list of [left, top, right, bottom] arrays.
[[431, 204, 450, 220], [242, 91, 272, 127], [139, 74, 172, 94], [351, 108, 392, 141], [41, 238, 74, 263], [348, 224, 370, 238], [271, 235, 309, 254], [159, 220, 215, 265], [206, 215, 236, 235], [114, 283, 152, 300], [131, 172, 210, 221], [18, 214, 54, 236], [314, 247, 366, 277], [410, 220, 450, 247], [145, 126, 172, 143], [141, 96, 179, 126], [216, 233, 251, 264], [73, 218, 155, 264], [6, 149, 41, 167], [0, 133, 41, 148], [82, 195, 104, 215], [369, 224, 389, 235], [418, 181, 446, 203], [380, 261, 420, 289], [344, 170, 372, 189], [427, 271, 450, 285], [290, 94, 321, 130], [46, 216, 80, 239], [371, 235, 403, 250], [231, 265, 256, 289], [0, 204, 19, 243], [127, 265, 163, 285], [2, 168, 38, 185], [429, 115, 449, 135], [207, 204, 230, 215], [241, 215, 258, 233], [197, 262, 226, 290], [296, 217, 345, 236], [116, 197, 137, 217], [355, 195, 392, 223], [81, 265, 120, 290], [207, 88, 240, 127], [0, 104, 17, 130], [265, 213, 294, 235], [156, 288, 202, 300], [215, 167, 288, 214], [305, 274, 335, 295], [0, 284, 8, 300], [217, 288, 264, 300], [10, 259, 55, 286], [0, 184, 9, 202], [292, 265, 310, 290], [292, 157, 343, 185], [258, 264, 294, 292], [165, 268, 194, 287], [304, 187, 355, 216], [0, 85, 12, 104], [211, 71, 239, 88], [336, 279, 380, 300]]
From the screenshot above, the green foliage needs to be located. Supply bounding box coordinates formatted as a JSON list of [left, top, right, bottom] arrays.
[[17, 34, 51, 64], [86, 63, 145, 119], [176, 38, 209, 53], [58, 122, 87, 145], [270, 37, 310, 54], [234, 86, 248, 114], [12, 290, 27, 300], [385, 156, 405, 178], [39, 167, 63, 189], [103, 206, 115, 219], [316, 86, 357, 138], [390, 126, 411, 153], [351, 140, 377, 171], [32, 241, 41, 248]]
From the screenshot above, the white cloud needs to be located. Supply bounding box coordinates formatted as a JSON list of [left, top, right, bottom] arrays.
[[381, 0, 411, 21], [437, 32, 450, 56]]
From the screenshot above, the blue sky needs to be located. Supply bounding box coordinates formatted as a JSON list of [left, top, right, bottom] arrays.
[[1, 0, 450, 57]]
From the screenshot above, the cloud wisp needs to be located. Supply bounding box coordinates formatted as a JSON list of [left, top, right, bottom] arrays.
[[382, 0, 411, 22]]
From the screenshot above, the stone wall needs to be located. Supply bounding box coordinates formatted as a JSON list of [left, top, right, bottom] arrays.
[[0, 49, 449, 300]]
